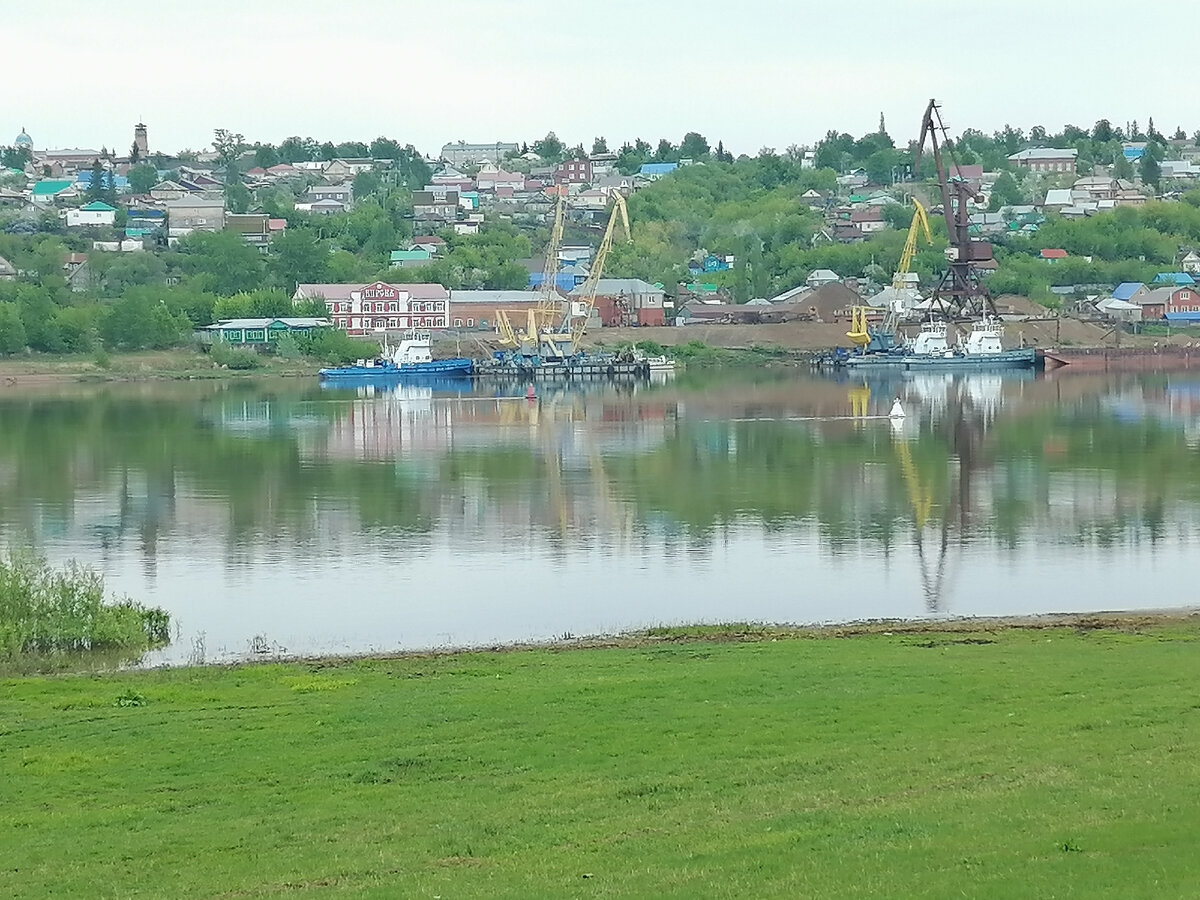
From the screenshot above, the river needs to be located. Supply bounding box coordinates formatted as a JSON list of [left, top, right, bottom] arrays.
[[0, 369, 1194, 664]]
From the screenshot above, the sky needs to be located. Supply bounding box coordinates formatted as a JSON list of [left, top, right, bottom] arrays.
[[8, 0, 1193, 158]]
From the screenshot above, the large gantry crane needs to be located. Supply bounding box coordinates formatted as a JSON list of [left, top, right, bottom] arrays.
[[915, 99, 997, 319]]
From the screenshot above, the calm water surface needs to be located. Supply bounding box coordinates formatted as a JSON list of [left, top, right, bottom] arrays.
[[0, 369, 1194, 664]]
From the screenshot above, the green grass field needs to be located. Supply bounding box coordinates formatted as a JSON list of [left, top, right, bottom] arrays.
[[4, 622, 1200, 898]]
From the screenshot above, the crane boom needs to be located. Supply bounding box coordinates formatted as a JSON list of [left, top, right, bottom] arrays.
[[536, 193, 566, 326], [569, 194, 631, 349], [893, 199, 933, 291], [914, 98, 996, 318]]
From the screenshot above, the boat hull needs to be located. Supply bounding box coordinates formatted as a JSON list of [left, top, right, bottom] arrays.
[[318, 358, 474, 380], [844, 348, 1036, 370]]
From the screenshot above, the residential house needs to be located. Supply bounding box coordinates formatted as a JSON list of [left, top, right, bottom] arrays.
[[63, 252, 93, 292], [199, 317, 332, 346], [1122, 142, 1147, 162], [447, 290, 543, 330], [66, 201, 117, 227], [389, 248, 433, 268], [589, 152, 617, 180], [1040, 248, 1068, 261], [150, 180, 190, 201], [638, 162, 678, 180], [1161, 160, 1200, 180], [92, 239, 144, 252], [1153, 272, 1197, 287], [1008, 148, 1078, 173], [850, 207, 887, 234], [474, 163, 524, 192], [293, 281, 450, 335], [1164, 284, 1200, 321], [1181, 251, 1200, 274], [305, 198, 347, 215], [454, 221, 480, 236], [439, 141, 519, 166], [0, 254, 16, 280], [554, 158, 592, 185], [413, 189, 459, 222], [594, 173, 636, 197], [225, 213, 272, 251], [265, 163, 301, 178], [805, 269, 841, 289], [323, 158, 374, 181], [1112, 282, 1149, 303], [430, 166, 473, 189], [1073, 176, 1118, 201], [568, 278, 666, 327], [1133, 286, 1177, 319], [31, 179, 78, 204], [411, 235, 446, 254], [126, 208, 166, 239], [166, 196, 225, 239], [801, 188, 827, 209], [1094, 298, 1142, 323], [305, 184, 353, 209], [75, 169, 128, 194]]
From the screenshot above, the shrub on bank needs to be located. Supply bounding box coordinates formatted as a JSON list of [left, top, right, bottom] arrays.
[[0, 550, 170, 660], [208, 342, 264, 370]]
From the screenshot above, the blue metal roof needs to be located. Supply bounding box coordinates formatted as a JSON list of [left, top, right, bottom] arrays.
[[528, 272, 577, 292], [1112, 282, 1145, 300], [1153, 272, 1196, 286], [639, 162, 678, 176], [1164, 312, 1200, 322]]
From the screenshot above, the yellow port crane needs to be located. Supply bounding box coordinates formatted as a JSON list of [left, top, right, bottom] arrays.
[[893, 198, 933, 292], [846, 198, 934, 348], [497, 192, 567, 348], [567, 193, 631, 352]]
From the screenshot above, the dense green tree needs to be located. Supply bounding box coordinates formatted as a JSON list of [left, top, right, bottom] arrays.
[[653, 139, 677, 162], [1113, 154, 1135, 181], [0, 301, 27, 354], [334, 141, 369, 159], [369, 137, 402, 159], [1140, 143, 1162, 190], [212, 128, 246, 179], [252, 144, 280, 169], [100, 289, 191, 350], [533, 132, 565, 163], [352, 170, 382, 200], [226, 180, 252, 214], [268, 228, 328, 291], [278, 136, 314, 163], [988, 171, 1023, 211], [177, 230, 264, 295], [127, 163, 159, 194], [1093, 119, 1114, 142], [591, 136, 608, 155], [679, 132, 710, 160]]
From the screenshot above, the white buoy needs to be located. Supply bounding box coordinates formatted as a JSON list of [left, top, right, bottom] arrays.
[[889, 398, 906, 419]]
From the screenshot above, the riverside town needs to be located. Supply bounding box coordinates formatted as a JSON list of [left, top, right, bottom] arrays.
[[6, 9, 1200, 894]]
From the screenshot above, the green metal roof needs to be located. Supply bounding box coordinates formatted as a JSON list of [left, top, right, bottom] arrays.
[[32, 179, 74, 196], [390, 249, 431, 261], [80, 201, 116, 211]]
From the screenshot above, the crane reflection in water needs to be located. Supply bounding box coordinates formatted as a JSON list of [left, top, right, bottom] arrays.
[[852, 373, 1018, 614]]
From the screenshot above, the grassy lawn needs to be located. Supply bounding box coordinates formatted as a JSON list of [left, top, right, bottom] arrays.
[[4, 622, 1200, 898]]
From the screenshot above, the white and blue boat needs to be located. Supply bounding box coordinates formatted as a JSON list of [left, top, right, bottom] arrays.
[[318, 331, 474, 382], [843, 318, 1036, 371]]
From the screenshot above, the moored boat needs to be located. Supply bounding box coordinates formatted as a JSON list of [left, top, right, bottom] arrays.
[[318, 331, 474, 381], [844, 318, 1036, 370]]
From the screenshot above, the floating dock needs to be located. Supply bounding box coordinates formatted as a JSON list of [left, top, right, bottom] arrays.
[[474, 360, 653, 381]]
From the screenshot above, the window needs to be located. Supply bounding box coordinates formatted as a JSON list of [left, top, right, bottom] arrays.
[[467, 318, 475, 327], [454, 318, 463, 327], [389, 317, 399, 327], [388, 302, 398, 312], [1182, 292, 1192, 301]]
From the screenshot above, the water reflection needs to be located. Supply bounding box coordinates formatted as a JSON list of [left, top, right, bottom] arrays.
[[0, 371, 1196, 662]]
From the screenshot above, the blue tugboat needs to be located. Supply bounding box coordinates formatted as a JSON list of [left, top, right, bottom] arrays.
[[318, 331, 474, 381]]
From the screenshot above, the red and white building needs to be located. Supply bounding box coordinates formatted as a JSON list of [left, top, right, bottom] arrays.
[[555, 157, 593, 185], [293, 281, 449, 335]]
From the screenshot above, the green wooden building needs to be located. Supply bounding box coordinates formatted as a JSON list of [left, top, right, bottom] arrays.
[[199, 317, 331, 346]]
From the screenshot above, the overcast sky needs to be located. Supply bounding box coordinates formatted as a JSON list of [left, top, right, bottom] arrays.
[[9, 0, 1191, 157]]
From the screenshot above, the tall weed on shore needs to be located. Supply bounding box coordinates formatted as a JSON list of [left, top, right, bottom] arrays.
[[0, 550, 170, 661]]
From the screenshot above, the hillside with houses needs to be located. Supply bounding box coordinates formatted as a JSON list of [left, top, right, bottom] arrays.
[[3, 117, 1200, 357]]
